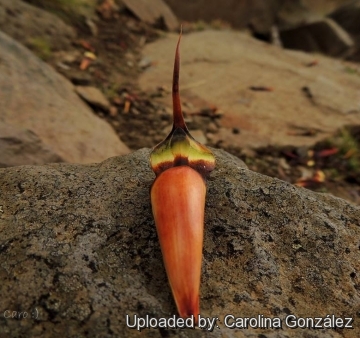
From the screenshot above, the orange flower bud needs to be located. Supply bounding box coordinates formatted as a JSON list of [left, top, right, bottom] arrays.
[[151, 166, 206, 318]]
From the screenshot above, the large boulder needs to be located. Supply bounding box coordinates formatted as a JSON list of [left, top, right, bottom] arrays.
[[0, 148, 359, 337], [329, 0, 360, 62], [164, 0, 350, 34], [0, 123, 63, 168], [139, 30, 360, 150], [122, 0, 178, 31], [279, 18, 354, 57], [277, 0, 354, 30], [0, 30, 130, 165], [165, 0, 281, 34], [0, 0, 76, 52], [329, 0, 360, 36]]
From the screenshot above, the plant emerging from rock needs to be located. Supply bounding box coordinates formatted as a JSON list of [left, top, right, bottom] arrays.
[[150, 32, 215, 319]]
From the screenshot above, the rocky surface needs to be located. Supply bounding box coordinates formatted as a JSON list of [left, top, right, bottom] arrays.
[[139, 30, 360, 150], [75, 86, 111, 112], [164, 0, 281, 34], [280, 18, 354, 57], [122, 0, 178, 31], [164, 0, 360, 62], [330, 0, 360, 36], [0, 148, 359, 337], [330, 0, 360, 62], [0, 123, 63, 168], [0, 30, 130, 165], [0, 0, 76, 52], [164, 0, 350, 33]]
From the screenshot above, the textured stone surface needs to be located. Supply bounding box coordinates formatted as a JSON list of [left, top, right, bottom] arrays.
[[164, 0, 351, 33], [280, 18, 354, 57], [139, 30, 360, 150], [0, 0, 76, 51], [0, 30, 130, 165], [75, 86, 111, 111], [0, 148, 359, 337], [0, 122, 63, 168], [164, 0, 280, 33]]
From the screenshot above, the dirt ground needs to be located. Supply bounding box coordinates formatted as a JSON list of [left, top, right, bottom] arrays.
[[25, 2, 360, 206]]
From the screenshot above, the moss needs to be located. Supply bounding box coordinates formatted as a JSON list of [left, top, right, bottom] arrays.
[[325, 168, 340, 180], [29, 37, 52, 60], [343, 66, 360, 76], [24, 0, 96, 24], [104, 83, 121, 101], [336, 128, 360, 173], [210, 19, 231, 30], [193, 20, 207, 32]]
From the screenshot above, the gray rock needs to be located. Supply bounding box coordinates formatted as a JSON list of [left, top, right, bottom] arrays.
[[0, 123, 63, 168], [0, 30, 130, 165], [139, 30, 360, 151], [122, 0, 178, 31], [164, 0, 350, 34], [329, 0, 360, 36], [280, 18, 354, 57], [164, 0, 280, 34], [75, 86, 111, 112], [0, 148, 359, 337], [189, 129, 207, 145], [277, 0, 351, 30], [0, 0, 76, 52], [329, 0, 360, 62]]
